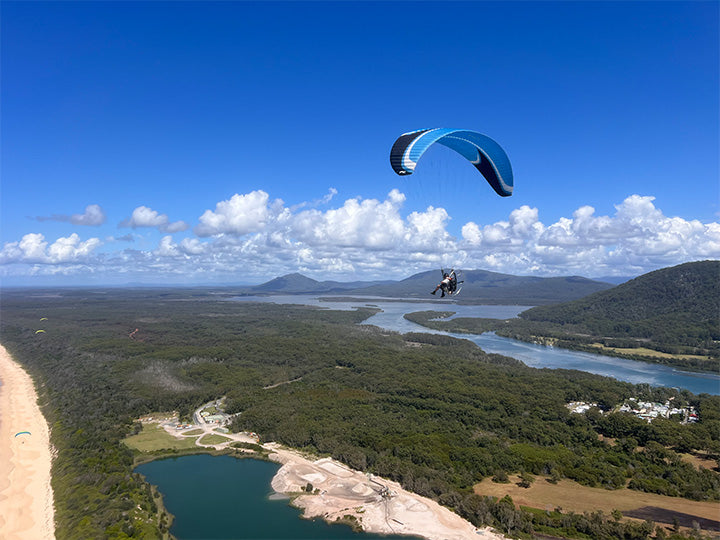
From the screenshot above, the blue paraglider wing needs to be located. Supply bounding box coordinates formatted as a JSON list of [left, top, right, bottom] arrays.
[[389, 128, 513, 197]]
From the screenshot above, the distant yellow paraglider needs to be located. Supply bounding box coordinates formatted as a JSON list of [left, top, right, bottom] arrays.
[[40, 317, 48, 321], [35, 330, 45, 334]]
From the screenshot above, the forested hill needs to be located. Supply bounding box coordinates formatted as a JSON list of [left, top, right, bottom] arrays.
[[521, 260, 718, 324], [244, 269, 613, 305], [513, 260, 720, 360]]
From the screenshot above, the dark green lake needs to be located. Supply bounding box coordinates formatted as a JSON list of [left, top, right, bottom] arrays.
[[135, 454, 417, 540]]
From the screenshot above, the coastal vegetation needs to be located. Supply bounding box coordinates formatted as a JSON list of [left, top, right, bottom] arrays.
[[0, 286, 718, 539], [405, 261, 720, 373]]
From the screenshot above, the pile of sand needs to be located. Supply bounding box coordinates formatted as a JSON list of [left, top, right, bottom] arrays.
[[267, 443, 505, 540]]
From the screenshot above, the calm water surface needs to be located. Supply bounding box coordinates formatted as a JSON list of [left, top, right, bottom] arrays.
[[136, 454, 416, 540], [231, 295, 720, 395]]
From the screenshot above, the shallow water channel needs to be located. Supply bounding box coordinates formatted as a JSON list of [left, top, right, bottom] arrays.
[[230, 295, 720, 395]]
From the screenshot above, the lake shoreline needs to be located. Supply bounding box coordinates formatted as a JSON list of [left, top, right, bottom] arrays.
[[266, 442, 506, 540], [130, 418, 506, 540]]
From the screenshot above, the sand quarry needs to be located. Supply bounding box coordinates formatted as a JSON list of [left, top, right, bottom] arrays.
[[154, 403, 505, 540], [267, 443, 504, 540]]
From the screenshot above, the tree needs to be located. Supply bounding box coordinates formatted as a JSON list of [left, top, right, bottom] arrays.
[[518, 470, 535, 488], [492, 470, 509, 483]]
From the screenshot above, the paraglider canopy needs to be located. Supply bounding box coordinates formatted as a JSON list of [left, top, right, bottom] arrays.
[[390, 128, 513, 197], [14, 431, 31, 437]]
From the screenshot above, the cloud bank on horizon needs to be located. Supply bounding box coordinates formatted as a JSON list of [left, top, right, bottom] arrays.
[[2, 190, 717, 285], [2, 2, 717, 286]]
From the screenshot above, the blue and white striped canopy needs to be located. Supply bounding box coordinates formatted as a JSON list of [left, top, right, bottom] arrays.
[[390, 128, 513, 197]]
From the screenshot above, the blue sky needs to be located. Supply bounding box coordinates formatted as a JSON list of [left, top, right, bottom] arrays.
[[1, 1, 718, 286]]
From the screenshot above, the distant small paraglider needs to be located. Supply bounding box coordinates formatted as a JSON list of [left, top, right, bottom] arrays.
[[14, 431, 31, 437], [35, 329, 46, 334], [40, 317, 48, 321]]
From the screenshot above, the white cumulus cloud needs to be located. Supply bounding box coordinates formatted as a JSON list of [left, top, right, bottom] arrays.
[[195, 191, 283, 237], [153, 236, 209, 257], [289, 189, 407, 249], [459, 195, 720, 276], [120, 206, 189, 233], [3, 191, 719, 283], [0, 233, 102, 264]]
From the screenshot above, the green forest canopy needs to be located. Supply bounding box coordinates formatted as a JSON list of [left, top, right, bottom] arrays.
[[406, 261, 720, 373], [0, 287, 717, 539]]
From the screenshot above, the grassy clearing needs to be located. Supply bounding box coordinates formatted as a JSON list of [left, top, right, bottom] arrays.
[[679, 451, 719, 471], [198, 433, 232, 445], [588, 343, 709, 361], [475, 475, 719, 524], [123, 423, 199, 452], [180, 428, 205, 436]]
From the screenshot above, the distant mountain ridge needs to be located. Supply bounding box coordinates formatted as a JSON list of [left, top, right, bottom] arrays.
[[240, 269, 614, 305], [249, 273, 385, 294]]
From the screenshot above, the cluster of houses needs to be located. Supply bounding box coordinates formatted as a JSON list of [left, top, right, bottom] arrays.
[[195, 399, 237, 426], [566, 401, 597, 414], [617, 398, 698, 424], [199, 410, 227, 424], [566, 398, 698, 424]]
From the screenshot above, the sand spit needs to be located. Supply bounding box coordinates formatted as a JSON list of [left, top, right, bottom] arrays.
[[0, 343, 55, 540], [267, 443, 505, 540]]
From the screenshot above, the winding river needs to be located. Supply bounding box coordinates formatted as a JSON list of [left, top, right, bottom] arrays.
[[141, 295, 718, 538], [231, 295, 719, 395]]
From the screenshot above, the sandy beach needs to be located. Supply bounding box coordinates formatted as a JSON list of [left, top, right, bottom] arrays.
[[0, 343, 55, 540], [267, 443, 506, 540]]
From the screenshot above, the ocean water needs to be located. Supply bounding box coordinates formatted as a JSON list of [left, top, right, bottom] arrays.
[[136, 454, 417, 540]]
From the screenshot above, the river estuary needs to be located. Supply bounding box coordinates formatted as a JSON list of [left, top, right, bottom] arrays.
[[137, 295, 718, 539], [231, 295, 720, 396]]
